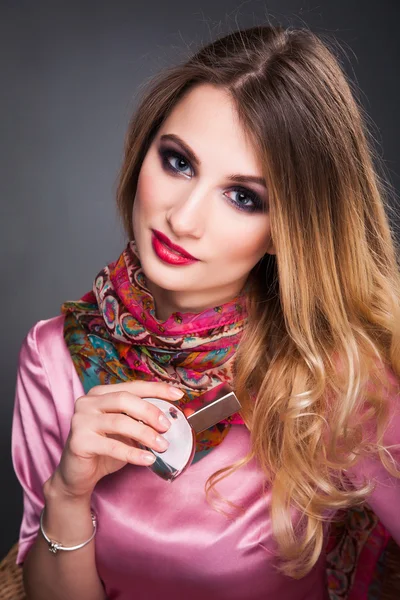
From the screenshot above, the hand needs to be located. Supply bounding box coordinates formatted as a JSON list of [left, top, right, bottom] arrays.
[[45, 381, 185, 500]]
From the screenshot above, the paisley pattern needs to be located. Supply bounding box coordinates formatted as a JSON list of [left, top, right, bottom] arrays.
[[326, 505, 391, 599], [60, 242, 394, 592], [61, 240, 248, 459]]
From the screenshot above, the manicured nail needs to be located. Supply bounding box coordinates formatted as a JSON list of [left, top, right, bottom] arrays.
[[143, 453, 156, 464], [156, 435, 169, 450], [169, 387, 184, 399], [159, 414, 171, 429]]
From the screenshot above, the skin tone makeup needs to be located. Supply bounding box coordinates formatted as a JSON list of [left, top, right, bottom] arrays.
[[132, 82, 275, 321], [131, 83, 275, 479]]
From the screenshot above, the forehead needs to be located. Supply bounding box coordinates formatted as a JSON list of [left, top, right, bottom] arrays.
[[158, 84, 262, 173]]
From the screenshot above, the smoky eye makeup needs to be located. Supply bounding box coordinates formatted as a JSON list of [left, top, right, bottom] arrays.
[[158, 145, 192, 177], [157, 143, 268, 214]]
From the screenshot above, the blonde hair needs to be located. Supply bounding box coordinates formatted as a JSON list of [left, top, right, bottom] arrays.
[[116, 24, 400, 578]]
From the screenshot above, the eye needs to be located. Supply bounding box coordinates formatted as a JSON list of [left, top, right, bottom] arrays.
[[159, 148, 193, 177], [158, 146, 265, 214], [224, 188, 264, 213]]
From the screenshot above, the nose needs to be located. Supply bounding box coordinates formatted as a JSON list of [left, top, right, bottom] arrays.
[[166, 185, 208, 239]]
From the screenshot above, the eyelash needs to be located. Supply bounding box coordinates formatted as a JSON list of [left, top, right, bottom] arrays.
[[158, 147, 264, 214]]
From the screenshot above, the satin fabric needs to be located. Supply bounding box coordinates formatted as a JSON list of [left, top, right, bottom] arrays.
[[11, 316, 400, 599], [60, 240, 249, 458]]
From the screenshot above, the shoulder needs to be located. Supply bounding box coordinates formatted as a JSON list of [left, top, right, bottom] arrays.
[[17, 314, 83, 417], [20, 314, 72, 376], [22, 314, 67, 359]]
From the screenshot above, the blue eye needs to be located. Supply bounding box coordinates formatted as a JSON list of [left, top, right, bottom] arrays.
[[160, 148, 192, 176], [158, 147, 265, 214], [224, 188, 263, 213]]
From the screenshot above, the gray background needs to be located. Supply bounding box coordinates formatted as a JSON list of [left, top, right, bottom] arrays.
[[1, 0, 399, 558]]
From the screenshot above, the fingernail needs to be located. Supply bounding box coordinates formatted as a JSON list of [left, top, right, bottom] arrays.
[[143, 453, 156, 464], [156, 435, 169, 450], [169, 387, 184, 399], [159, 414, 171, 429]]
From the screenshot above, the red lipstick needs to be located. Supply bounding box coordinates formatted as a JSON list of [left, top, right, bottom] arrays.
[[151, 230, 199, 266]]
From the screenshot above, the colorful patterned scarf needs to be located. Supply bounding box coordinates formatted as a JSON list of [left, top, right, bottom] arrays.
[[61, 240, 248, 461]]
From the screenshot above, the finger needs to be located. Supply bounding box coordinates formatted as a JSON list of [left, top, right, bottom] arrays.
[[94, 391, 176, 433], [106, 432, 138, 449], [87, 380, 184, 402], [93, 434, 157, 466], [96, 413, 169, 454]]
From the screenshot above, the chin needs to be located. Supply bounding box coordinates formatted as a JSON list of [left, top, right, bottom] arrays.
[[141, 256, 196, 291]]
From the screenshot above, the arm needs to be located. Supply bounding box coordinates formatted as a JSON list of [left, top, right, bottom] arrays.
[[11, 322, 106, 600], [23, 472, 106, 600]]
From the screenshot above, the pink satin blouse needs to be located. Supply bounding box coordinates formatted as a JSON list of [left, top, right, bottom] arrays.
[[11, 316, 400, 599]]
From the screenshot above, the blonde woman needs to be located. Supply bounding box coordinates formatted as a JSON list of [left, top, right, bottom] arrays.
[[11, 24, 400, 600]]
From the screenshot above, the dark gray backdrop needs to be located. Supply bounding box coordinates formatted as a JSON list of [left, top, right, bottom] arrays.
[[1, 0, 399, 559]]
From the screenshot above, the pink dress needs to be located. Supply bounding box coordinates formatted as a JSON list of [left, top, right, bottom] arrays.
[[11, 316, 400, 600]]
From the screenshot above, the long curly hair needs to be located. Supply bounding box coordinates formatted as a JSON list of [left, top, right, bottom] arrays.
[[115, 24, 400, 578]]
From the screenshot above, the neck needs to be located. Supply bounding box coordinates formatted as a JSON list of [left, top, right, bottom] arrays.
[[145, 278, 247, 321]]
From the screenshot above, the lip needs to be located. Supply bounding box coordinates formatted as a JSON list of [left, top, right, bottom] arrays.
[[151, 230, 199, 266], [153, 230, 197, 259]]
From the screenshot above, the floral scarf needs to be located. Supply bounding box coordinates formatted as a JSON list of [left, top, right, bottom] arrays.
[[61, 240, 248, 461], [60, 241, 395, 596]]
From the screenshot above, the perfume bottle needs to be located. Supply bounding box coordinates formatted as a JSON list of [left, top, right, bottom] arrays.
[[138, 383, 241, 482]]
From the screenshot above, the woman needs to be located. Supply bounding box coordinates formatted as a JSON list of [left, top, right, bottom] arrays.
[[11, 23, 400, 600]]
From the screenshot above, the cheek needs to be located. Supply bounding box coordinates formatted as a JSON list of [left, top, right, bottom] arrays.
[[132, 168, 155, 240], [215, 217, 272, 263], [134, 156, 168, 217], [135, 172, 155, 216]]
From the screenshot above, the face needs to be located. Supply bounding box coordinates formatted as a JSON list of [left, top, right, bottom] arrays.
[[132, 83, 275, 319]]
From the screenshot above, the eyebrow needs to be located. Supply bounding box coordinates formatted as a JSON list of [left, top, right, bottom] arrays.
[[159, 133, 267, 188]]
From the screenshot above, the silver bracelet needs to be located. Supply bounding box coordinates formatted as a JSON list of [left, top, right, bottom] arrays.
[[40, 507, 97, 555]]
